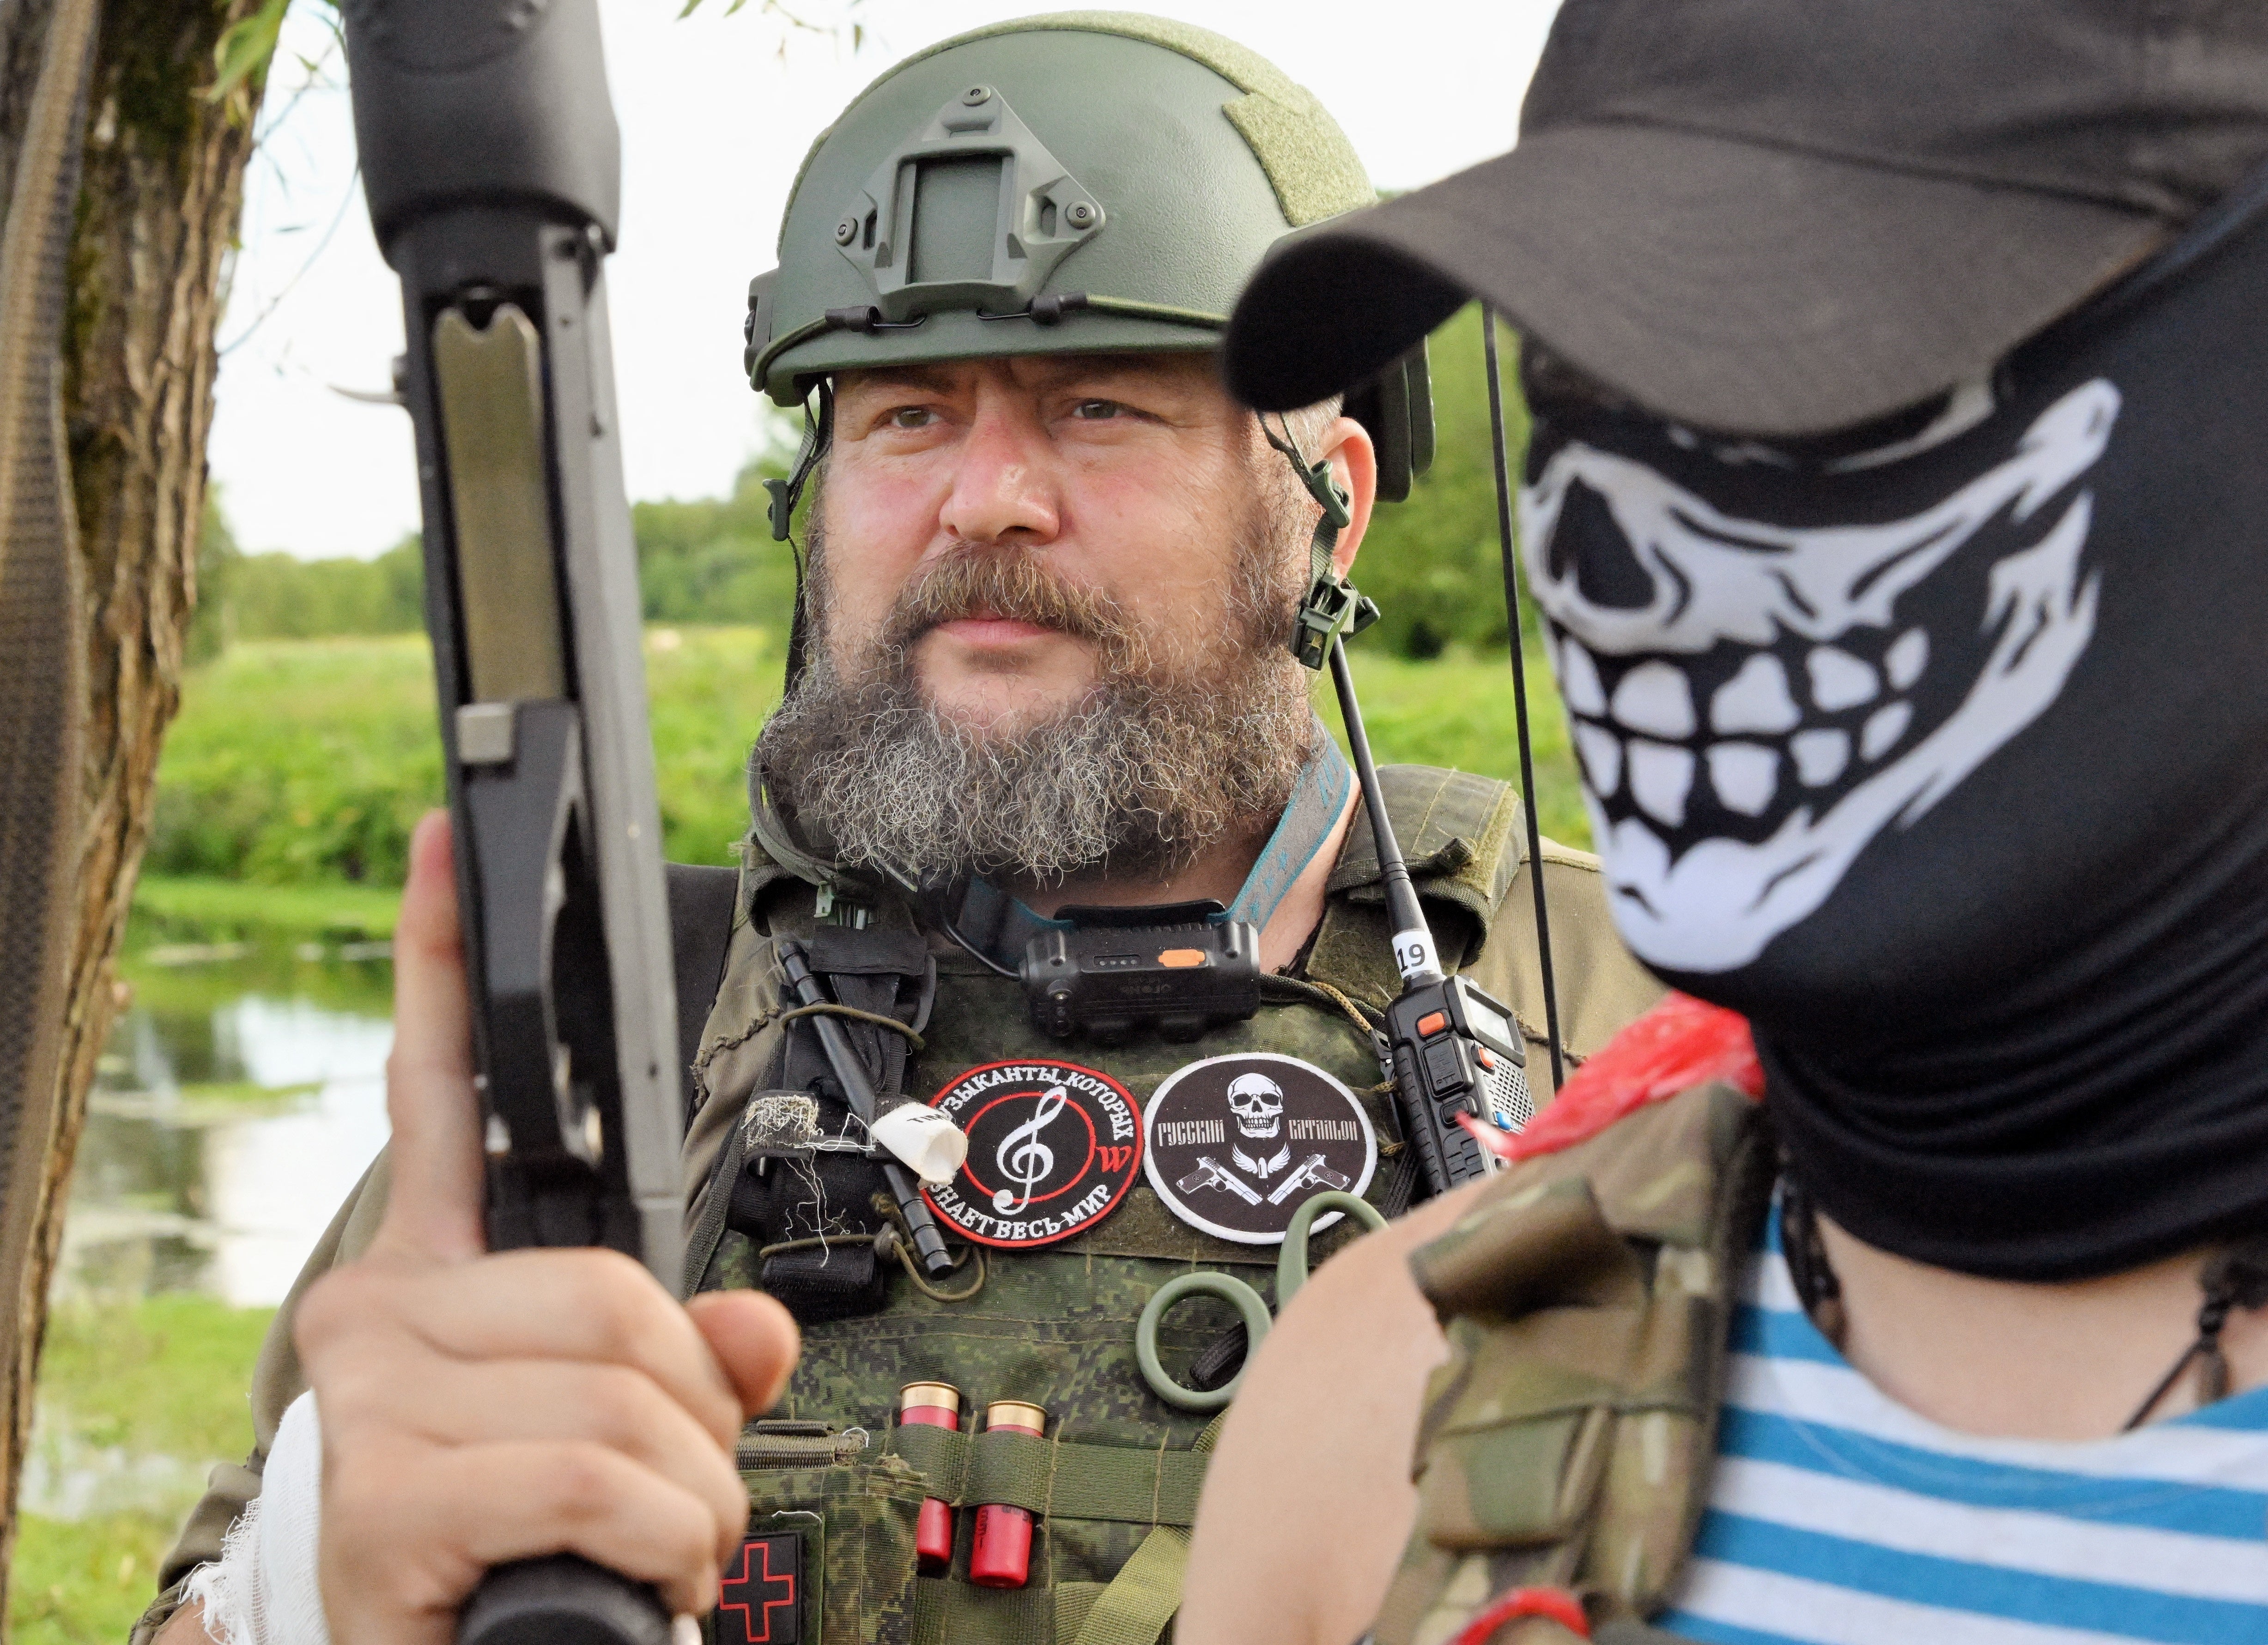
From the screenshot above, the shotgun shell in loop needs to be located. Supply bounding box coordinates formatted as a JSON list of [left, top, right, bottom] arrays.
[[970, 1400, 1048, 1589], [898, 1383, 964, 1575]]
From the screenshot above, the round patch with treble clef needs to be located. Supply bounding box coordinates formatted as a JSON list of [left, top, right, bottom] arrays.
[[921, 1060, 1142, 1249]]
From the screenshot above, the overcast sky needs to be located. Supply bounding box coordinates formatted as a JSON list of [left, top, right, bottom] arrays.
[[207, 0, 1561, 560]]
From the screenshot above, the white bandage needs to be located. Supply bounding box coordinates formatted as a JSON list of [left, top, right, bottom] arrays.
[[185, 1392, 329, 1645]]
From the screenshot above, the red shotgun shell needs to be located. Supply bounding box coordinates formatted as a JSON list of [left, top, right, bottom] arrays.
[[969, 1400, 1047, 1589], [898, 1382, 963, 1575]]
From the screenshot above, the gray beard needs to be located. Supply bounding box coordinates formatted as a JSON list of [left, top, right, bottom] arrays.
[[756, 659, 1312, 886], [753, 499, 1316, 889]]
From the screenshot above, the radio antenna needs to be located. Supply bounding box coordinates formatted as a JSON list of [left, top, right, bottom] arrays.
[[1328, 636, 1437, 983], [1482, 306, 1566, 1091]]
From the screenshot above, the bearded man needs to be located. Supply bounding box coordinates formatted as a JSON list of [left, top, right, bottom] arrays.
[[133, 17, 1661, 1645]]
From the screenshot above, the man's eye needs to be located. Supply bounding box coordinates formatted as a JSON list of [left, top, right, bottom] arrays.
[[887, 406, 938, 429], [1070, 399, 1125, 421]]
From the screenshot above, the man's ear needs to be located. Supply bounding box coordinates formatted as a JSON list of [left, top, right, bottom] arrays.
[[1311, 415, 1377, 581]]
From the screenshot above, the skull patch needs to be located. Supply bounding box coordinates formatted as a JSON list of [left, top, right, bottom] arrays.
[[1225, 1073, 1285, 1138], [1144, 1053, 1377, 1245]]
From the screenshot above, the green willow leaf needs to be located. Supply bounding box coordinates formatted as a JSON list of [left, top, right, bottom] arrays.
[[207, 0, 291, 103]]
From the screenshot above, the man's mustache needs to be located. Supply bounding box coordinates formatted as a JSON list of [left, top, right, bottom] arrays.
[[880, 546, 1140, 657]]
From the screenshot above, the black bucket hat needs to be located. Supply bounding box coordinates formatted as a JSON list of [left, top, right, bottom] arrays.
[[1224, 0, 2268, 436]]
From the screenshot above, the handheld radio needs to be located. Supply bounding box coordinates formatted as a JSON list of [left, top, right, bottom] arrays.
[[1327, 639, 1533, 1195]]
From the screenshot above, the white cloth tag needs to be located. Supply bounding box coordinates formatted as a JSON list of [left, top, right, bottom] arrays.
[[871, 1102, 968, 1186]]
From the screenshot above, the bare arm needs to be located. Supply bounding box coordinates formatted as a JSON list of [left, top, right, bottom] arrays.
[[152, 1599, 224, 1645], [1180, 1179, 1486, 1645]]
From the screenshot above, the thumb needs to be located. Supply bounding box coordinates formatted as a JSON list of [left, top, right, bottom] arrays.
[[686, 1291, 801, 1418], [370, 809, 486, 1265]]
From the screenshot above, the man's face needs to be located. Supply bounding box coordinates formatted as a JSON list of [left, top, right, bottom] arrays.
[[756, 351, 1356, 889], [818, 352, 1261, 729]]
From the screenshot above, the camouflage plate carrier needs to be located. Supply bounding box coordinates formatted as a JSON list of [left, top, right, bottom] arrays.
[[679, 767, 1655, 1645], [1367, 1081, 1777, 1645]]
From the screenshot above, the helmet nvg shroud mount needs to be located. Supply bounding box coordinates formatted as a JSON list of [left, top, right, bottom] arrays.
[[742, 11, 1434, 512]]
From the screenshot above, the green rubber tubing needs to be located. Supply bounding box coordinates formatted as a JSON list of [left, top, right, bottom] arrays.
[[1136, 1272, 1274, 1413], [1135, 1191, 1390, 1411], [1277, 1191, 1389, 1307]]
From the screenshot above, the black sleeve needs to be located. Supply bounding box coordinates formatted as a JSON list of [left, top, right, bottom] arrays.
[[665, 862, 741, 1123]]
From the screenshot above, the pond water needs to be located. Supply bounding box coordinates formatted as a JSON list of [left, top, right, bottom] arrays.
[[59, 943, 395, 1309]]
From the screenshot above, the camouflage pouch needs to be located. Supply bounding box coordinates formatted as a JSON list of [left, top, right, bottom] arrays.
[[722, 1422, 928, 1645], [1369, 1084, 1774, 1645]]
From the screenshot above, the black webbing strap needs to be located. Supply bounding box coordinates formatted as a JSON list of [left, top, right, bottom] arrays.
[[664, 863, 740, 1127]]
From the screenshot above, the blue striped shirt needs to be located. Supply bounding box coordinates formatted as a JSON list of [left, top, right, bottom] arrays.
[[1656, 1208, 2268, 1644]]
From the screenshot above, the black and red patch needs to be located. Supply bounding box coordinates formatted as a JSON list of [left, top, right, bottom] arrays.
[[718, 1533, 800, 1645], [922, 1059, 1142, 1249]]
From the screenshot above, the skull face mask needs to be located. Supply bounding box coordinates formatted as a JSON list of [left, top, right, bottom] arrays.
[[1526, 379, 2114, 978], [1522, 173, 2268, 1281]]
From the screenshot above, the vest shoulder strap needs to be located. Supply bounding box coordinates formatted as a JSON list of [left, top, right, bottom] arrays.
[[1307, 764, 1526, 1006], [1369, 1082, 1775, 1645], [1328, 763, 1526, 916], [664, 863, 740, 1125]]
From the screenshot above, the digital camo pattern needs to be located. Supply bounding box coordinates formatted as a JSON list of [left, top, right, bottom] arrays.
[[1370, 1084, 1773, 1645], [718, 1462, 922, 1645], [708, 966, 1397, 1637], [682, 766, 1667, 1642]]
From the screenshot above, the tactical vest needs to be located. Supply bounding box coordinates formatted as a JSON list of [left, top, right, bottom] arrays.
[[682, 766, 1541, 1645], [1368, 1082, 1775, 1645]]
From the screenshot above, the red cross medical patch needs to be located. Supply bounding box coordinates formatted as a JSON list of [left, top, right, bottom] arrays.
[[717, 1533, 801, 1645]]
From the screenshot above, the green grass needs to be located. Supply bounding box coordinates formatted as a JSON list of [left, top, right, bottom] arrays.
[[139, 626, 1587, 919], [1330, 638, 1587, 850], [10, 1512, 182, 1645], [11, 1297, 275, 1645], [131, 874, 403, 941]]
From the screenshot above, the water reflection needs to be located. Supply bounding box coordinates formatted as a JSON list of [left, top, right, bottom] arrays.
[[61, 946, 394, 1308]]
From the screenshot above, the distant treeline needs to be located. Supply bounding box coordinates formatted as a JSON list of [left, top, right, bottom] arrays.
[[190, 306, 1534, 663]]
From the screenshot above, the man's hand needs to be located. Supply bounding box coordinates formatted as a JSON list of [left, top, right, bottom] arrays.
[[299, 812, 798, 1645]]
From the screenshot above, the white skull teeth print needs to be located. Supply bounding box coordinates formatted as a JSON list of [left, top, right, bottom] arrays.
[[1522, 378, 2120, 973]]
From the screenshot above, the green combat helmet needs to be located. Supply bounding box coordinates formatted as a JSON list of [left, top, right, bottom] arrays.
[[742, 9, 1435, 541]]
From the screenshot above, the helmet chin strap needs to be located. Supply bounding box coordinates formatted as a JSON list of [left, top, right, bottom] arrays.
[[770, 379, 834, 691], [1259, 410, 1380, 669]]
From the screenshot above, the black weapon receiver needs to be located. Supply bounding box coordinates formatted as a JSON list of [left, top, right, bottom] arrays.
[[1327, 637, 1533, 1197], [341, 5, 684, 1645]]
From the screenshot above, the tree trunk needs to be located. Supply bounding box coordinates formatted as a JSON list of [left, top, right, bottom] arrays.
[[0, 0, 265, 1617]]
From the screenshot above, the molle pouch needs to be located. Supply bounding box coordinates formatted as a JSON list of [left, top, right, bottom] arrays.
[[880, 1417, 1213, 1645], [721, 1417, 1211, 1645], [729, 1090, 897, 1320], [1368, 1086, 1773, 1645], [721, 1422, 928, 1645], [697, 925, 936, 1321]]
